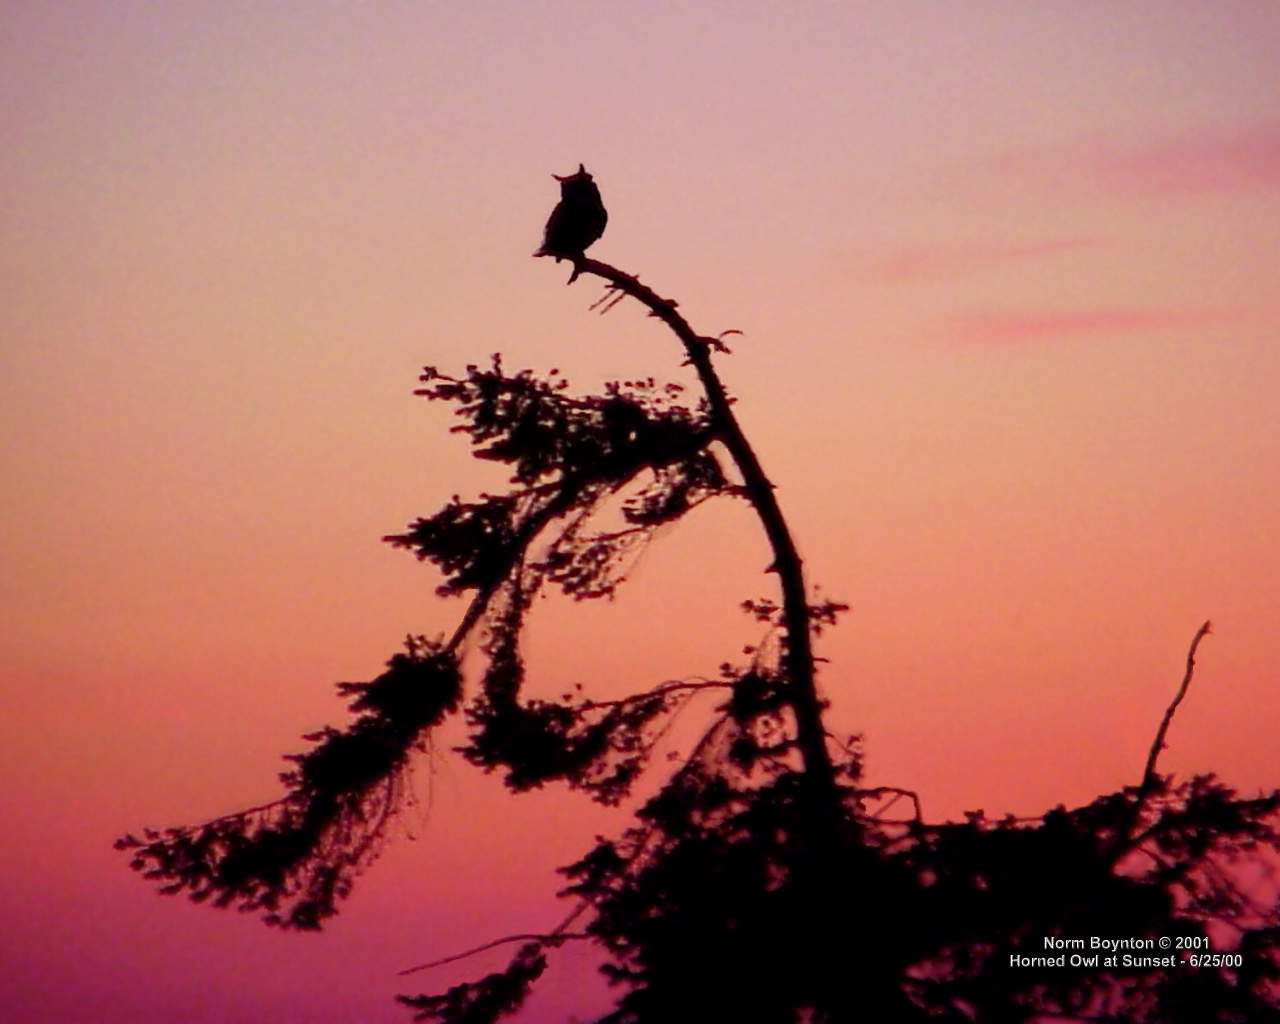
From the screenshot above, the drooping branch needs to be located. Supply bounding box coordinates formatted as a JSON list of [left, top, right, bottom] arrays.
[[389, 361, 727, 655], [115, 638, 463, 929], [565, 257, 838, 801], [117, 360, 740, 928]]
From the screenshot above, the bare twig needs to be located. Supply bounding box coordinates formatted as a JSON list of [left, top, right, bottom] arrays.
[[574, 677, 732, 712], [1112, 620, 1213, 860], [397, 930, 591, 976], [857, 785, 925, 822], [1141, 620, 1213, 790]]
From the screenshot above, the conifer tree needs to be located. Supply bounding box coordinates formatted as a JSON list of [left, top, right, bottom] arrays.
[[120, 233, 1280, 1023]]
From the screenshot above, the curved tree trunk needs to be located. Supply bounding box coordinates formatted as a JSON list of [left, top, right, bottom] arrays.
[[570, 257, 838, 802]]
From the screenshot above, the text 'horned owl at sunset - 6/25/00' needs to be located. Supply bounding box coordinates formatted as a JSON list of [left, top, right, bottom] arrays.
[[533, 163, 607, 262]]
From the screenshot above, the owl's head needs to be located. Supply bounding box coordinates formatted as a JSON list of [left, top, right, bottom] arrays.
[[553, 163, 595, 198], [553, 163, 591, 183]]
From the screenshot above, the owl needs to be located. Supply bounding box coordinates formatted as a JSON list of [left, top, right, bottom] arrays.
[[534, 164, 607, 262]]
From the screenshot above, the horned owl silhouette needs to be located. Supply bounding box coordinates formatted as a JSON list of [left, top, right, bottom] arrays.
[[534, 163, 607, 262]]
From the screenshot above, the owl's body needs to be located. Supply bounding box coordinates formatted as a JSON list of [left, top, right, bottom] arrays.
[[535, 164, 607, 261]]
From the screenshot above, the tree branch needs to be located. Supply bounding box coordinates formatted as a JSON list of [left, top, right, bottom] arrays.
[[1113, 620, 1213, 860], [858, 785, 924, 823], [562, 257, 838, 802], [574, 677, 732, 712], [397, 931, 590, 976], [1141, 620, 1212, 790]]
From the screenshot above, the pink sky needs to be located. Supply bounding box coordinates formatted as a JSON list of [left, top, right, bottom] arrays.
[[3, 2, 1279, 1020]]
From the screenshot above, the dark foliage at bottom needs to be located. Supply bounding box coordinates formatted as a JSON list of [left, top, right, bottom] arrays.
[[401, 703, 1280, 1023]]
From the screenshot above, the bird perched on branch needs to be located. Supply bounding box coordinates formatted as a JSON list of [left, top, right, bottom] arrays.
[[534, 163, 607, 263]]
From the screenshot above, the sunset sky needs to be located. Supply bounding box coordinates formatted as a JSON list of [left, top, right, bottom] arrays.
[[3, 2, 1279, 1020]]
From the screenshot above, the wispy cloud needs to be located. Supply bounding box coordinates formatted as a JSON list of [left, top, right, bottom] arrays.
[[950, 308, 1227, 344], [867, 237, 1100, 283], [1101, 126, 1280, 197], [995, 123, 1280, 199]]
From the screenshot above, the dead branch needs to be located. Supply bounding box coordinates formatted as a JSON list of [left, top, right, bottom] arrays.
[[857, 785, 924, 822], [1141, 620, 1213, 790], [1111, 620, 1213, 860], [397, 930, 590, 976]]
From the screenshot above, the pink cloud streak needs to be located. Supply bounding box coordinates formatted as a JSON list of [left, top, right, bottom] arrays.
[[869, 237, 1100, 283], [951, 308, 1227, 344], [1102, 127, 1280, 197], [995, 123, 1280, 199]]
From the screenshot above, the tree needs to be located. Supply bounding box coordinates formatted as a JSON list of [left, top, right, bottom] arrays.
[[119, 247, 1280, 1022]]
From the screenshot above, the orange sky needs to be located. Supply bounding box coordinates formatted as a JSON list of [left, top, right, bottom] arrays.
[[3, 3, 1279, 1020]]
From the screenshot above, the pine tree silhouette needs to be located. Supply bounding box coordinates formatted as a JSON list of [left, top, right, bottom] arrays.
[[117, 173, 1280, 1024]]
